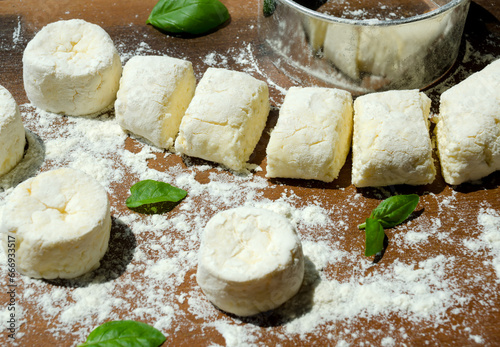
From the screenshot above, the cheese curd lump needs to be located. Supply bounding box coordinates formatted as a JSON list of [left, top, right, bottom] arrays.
[[175, 68, 270, 171], [266, 87, 353, 182], [197, 207, 304, 317], [115, 55, 196, 149], [306, 14, 448, 84], [1, 168, 111, 279], [352, 89, 436, 187], [23, 19, 122, 116], [436, 59, 500, 185], [0, 85, 25, 177]]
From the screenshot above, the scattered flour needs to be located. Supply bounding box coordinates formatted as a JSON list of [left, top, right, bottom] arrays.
[[2, 103, 492, 346], [12, 16, 22, 48], [0, 21, 499, 347], [475, 208, 500, 280]]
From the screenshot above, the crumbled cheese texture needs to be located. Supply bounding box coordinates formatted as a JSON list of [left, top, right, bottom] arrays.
[[1, 168, 111, 279], [115, 55, 196, 149], [197, 207, 304, 317], [23, 19, 122, 116], [266, 87, 353, 182], [436, 59, 500, 185], [352, 89, 436, 187], [320, 16, 447, 81], [175, 68, 270, 170], [0, 27, 498, 346]]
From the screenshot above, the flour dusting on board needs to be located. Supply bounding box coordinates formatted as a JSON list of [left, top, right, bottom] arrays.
[[0, 24, 499, 347], [0, 102, 494, 346]]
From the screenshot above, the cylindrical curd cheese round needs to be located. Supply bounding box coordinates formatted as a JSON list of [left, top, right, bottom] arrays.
[[1, 168, 111, 279], [197, 207, 304, 316], [23, 19, 122, 116]]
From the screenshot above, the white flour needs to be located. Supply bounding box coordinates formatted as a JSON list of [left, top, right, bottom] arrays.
[[0, 100, 496, 346], [0, 23, 498, 347], [12, 16, 22, 48], [472, 208, 500, 281]]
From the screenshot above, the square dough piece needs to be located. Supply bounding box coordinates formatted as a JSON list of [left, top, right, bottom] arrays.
[[323, 18, 447, 83], [352, 89, 436, 187], [175, 68, 270, 170], [436, 59, 500, 185], [115, 55, 196, 149], [266, 87, 353, 182]]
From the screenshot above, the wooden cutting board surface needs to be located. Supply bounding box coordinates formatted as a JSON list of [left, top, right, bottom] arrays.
[[0, 1, 499, 346]]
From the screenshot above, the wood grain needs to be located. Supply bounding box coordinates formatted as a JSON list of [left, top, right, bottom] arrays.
[[0, 0, 499, 346]]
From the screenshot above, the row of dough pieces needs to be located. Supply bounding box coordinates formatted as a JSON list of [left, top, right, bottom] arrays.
[[1, 20, 304, 318], [120, 57, 500, 187], [1, 18, 499, 318], [4, 19, 499, 187], [119, 57, 499, 187]]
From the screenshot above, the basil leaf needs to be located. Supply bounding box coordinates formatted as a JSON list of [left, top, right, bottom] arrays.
[[146, 0, 230, 35], [364, 218, 385, 257], [80, 320, 166, 347], [358, 194, 419, 229], [263, 0, 276, 17], [126, 180, 187, 214]]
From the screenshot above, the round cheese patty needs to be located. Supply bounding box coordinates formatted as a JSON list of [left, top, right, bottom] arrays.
[[197, 207, 304, 316], [23, 19, 122, 116], [1, 168, 111, 279], [0, 85, 25, 177]]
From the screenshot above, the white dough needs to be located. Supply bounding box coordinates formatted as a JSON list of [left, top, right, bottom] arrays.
[[0, 85, 25, 176], [266, 87, 353, 182], [303, 17, 327, 51], [23, 19, 122, 116], [1, 168, 111, 279], [196, 207, 304, 317], [352, 89, 436, 187], [175, 68, 270, 170], [323, 17, 447, 82], [115, 55, 196, 149], [436, 59, 500, 185], [323, 24, 360, 81]]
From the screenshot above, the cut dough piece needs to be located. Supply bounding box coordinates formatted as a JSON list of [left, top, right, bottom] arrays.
[[175, 68, 270, 170], [352, 89, 435, 187], [303, 17, 327, 51], [0, 85, 25, 176], [323, 17, 448, 84], [1, 168, 111, 279], [266, 87, 353, 182], [357, 20, 446, 83], [23, 19, 122, 116], [197, 207, 304, 317], [323, 24, 360, 81], [436, 59, 500, 185], [115, 55, 196, 149]]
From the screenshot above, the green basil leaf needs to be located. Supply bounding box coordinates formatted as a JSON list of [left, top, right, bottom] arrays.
[[80, 320, 166, 347], [358, 194, 419, 229], [263, 0, 276, 17], [364, 218, 385, 257], [126, 180, 187, 214], [146, 0, 230, 35]]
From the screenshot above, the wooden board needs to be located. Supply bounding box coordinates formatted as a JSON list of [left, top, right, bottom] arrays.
[[0, 1, 499, 346]]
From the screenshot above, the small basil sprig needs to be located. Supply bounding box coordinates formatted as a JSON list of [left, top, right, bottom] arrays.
[[359, 194, 419, 256], [263, 0, 276, 17], [126, 180, 187, 214], [79, 320, 166, 347], [358, 194, 419, 229], [146, 0, 230, 35], [364, 218, 385, 257]]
